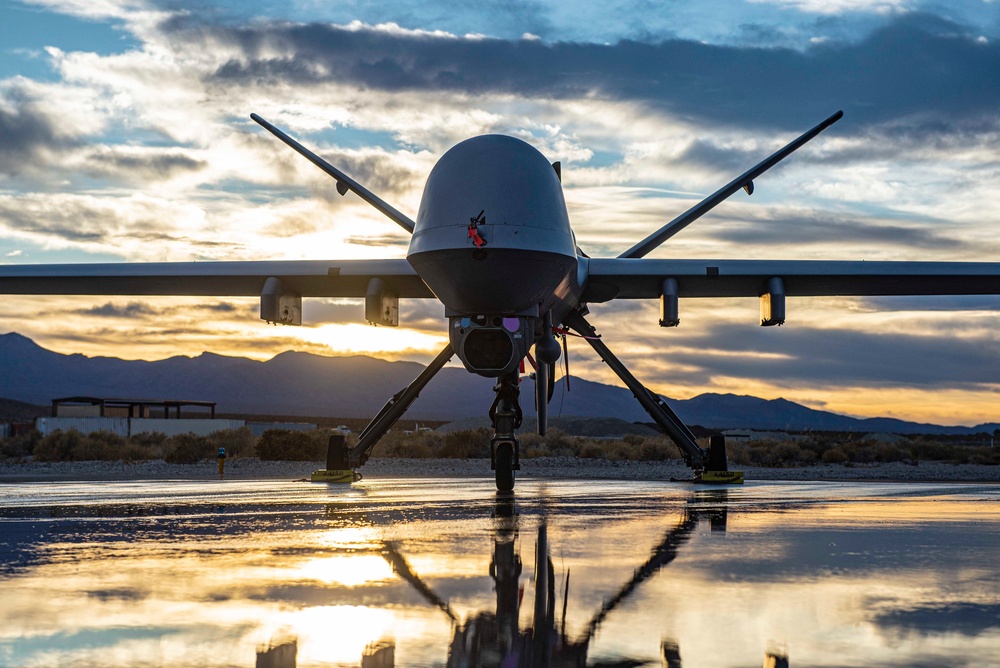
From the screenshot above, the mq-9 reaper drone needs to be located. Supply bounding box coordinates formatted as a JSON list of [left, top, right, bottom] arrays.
[[4, 110, 1000, 490]]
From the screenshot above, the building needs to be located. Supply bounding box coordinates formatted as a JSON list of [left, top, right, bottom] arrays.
[[39, 396, 241, 437]]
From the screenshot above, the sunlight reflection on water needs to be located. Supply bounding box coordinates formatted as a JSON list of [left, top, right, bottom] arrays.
[[0, 479, 998, 667]]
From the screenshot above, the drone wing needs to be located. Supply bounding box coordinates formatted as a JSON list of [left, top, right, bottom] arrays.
[[585, 259, 1000, 299], [0, 259, 432, 326], [583, 258, 1000, 325]]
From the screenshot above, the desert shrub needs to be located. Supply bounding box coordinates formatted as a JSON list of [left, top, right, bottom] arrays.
[[70, 430, 127, 461], [34, 429, 86, 461], [521, 429, 588, 458], [578, 442, 607, 459], [774, 441, 805, 466], [724, 439, 805, 467], [439, 428, 491, 459], [969, 448, 1000, 465], [404, 441, 435, 458], [948, 448, 972, 464], [519, 429, 585, 458], [639, 438, 680, 461], [0, 430, 40, 460], [206, 427, 256, 459], [799, 438, 827, 458], [604, 441, 639, 461], [796, 447, 819, 465], [121, 442, 155, 462], [128, 431, 169, 459], [909, 442, 957, 462], [518, 432, 545, 457], [822, 447, 849, 464], [621, 433, 645, 446], [255, 429, 326, 461], [370, 430, 439, 458], [164, 433, 216, 464], [871, 442, 907, 463], [727, 441, 752, 466], [542, 430, 578, 454]]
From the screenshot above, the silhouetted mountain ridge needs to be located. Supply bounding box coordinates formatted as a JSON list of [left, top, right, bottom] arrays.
[[1, 332, 996, 434]]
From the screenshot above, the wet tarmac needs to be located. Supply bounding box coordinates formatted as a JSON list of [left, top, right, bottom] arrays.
[[0, 478, 998, 667]]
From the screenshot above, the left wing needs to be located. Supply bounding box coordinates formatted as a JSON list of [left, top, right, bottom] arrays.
[[0, 259, 430, 297], [0, 259, 433, 327]]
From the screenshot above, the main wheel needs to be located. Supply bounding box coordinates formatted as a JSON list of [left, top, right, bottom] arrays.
[[495, 441, 515, 491]]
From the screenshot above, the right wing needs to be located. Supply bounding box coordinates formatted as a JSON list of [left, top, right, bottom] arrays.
[[583, 259, 1000, 301]]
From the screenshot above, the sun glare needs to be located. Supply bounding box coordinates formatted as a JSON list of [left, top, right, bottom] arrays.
[[300, 323, 448, 358]]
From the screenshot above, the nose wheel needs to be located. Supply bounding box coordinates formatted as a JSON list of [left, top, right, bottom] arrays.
[[493, 439, 516, 491], [489, 372, 522, 491]]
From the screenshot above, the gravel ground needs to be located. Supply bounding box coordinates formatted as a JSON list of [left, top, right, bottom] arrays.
[[0, 457, 997, 483]]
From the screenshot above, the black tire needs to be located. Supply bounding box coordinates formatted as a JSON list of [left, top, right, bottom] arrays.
[[495, 441, 515, 491]]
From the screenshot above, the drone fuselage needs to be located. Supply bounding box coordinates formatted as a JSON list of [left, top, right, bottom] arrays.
[[407, 135, 584, 375]]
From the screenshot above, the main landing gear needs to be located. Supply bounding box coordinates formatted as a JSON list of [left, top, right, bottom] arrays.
[[562, 309, 743, 485], [314, 308, 739, 490]]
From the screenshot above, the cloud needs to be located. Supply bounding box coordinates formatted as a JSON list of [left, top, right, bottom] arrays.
[[344, 234, 410, 247], [619, 320, 1000, 390], [0, 92, 80, 176], [196, 13, 999, 130], [706, 209, 972, 251], [0, 193, 205, 255], [872, 602, 1000, 638], [859, 295, 1000, 311], [80, 147, 207, 182], [73, 301, 158, 318], [60, 300, 249, 319]]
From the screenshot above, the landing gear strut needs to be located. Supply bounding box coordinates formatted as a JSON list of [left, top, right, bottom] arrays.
[[489, 371, 522, 491], [563, 309, 743, 483], [345, 343, 454, 471]]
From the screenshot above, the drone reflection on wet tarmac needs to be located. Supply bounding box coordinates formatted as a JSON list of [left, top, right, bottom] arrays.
[[0, 479, 998, 667]]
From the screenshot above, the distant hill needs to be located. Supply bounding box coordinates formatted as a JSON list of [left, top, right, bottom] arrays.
[[0, 396, 48, 421], [1, 332, 997, 435]]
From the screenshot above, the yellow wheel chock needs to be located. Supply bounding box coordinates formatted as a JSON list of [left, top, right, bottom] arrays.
[[310, 469, 363, 483]]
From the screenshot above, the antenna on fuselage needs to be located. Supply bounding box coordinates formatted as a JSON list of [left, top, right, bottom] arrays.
[[250, 113, 416, 234]]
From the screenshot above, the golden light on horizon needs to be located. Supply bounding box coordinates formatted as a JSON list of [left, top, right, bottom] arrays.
[[1, 293, 996, 426], [297, 323, 448, 360]]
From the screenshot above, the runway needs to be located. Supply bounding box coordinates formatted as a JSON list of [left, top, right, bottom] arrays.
[[1, 478, 998, 667]]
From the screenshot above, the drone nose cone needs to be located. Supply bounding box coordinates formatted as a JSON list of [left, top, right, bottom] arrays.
[[411, 134, 573, 245], [407, 134, 579, 314]]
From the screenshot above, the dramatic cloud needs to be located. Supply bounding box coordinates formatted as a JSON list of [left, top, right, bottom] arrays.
[[0, 91, 81, 176], [198, 13, 1000, 130]]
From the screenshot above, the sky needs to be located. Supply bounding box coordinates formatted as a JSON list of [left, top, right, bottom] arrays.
[[1, 0, 998, 425]]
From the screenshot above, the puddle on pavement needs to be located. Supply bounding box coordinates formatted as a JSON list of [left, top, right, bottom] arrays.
[[1, 478, 998, 667]]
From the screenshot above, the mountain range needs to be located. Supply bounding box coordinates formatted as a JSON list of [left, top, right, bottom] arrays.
[[1, 332, 996, 435]]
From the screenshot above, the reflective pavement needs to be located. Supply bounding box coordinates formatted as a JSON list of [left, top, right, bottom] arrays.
[[1, 478, 998, 667]]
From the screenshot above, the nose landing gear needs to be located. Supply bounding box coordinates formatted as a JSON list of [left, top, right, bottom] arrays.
[[489, 372, 522, 491]]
